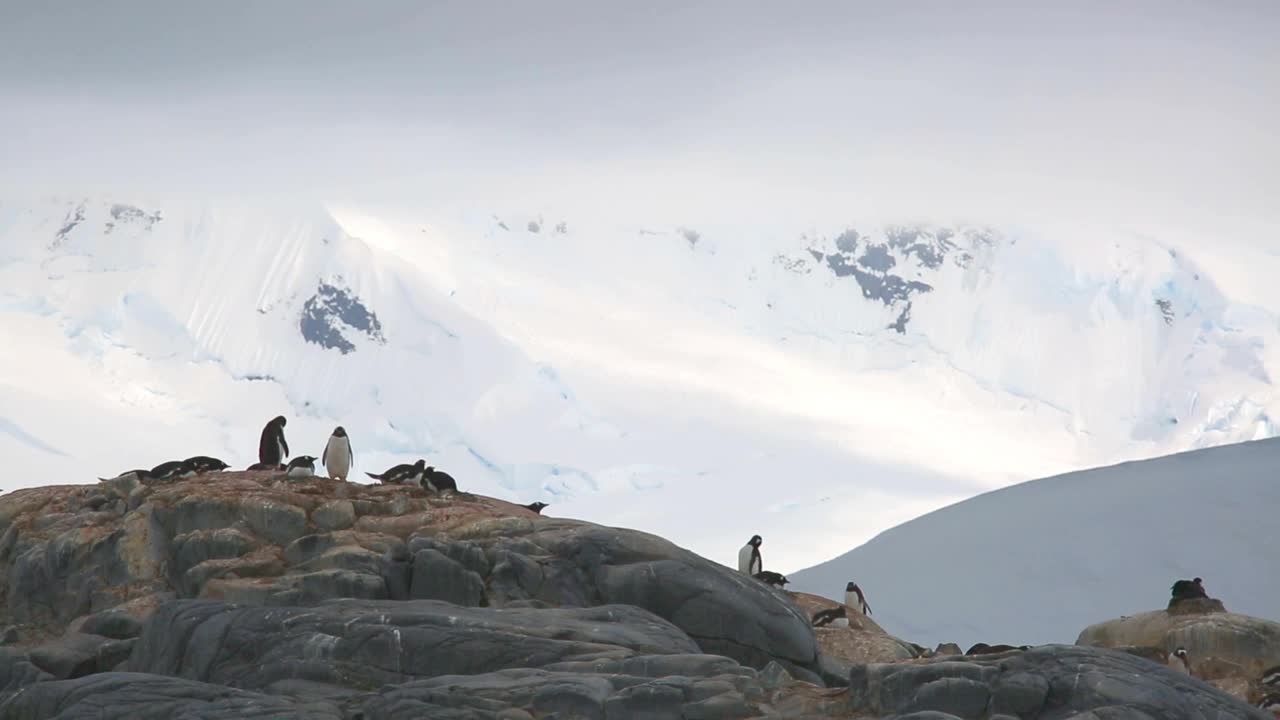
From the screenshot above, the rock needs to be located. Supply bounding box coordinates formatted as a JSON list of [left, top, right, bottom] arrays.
[[0, 647, 52, 696], [1077, 606, 1280, 695], [128, 598, 704, 691], [851, 644, 1269, 719], [935, 642, 963, 656], [603, 682, 685, 719], [77, 608, 143, 639], [27, 632, 136, 679], [410, 548, 486, 606], [0, 626, 17, 645], [313, 500, 355, 531], [0, 672, 344, 719]]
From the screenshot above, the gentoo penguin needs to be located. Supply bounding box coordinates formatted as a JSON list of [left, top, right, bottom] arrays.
[[811, 606, 847, 628], [1171, 647, 1192, 675], [366, 459, 426, 485], [149, 459, 198, 481], [285, 455, 317, 479], [184, 456, 230, 474], [523, 501, 549, 514], [1258, 692, 1280, 714], [322, 426, 353, 481], [754, 570, 789, 588], [846, 581, 872, 615], [246, 462, 285, 471], [738, 535, 762, 575], [1260, 664, 1280, 688], [965, 643, 1029, 656], [258, 416, 289, 466], [1170, 577, 1208, 601], [422, 466, 458, 492]]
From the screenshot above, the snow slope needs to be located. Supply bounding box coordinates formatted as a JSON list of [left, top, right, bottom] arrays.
[[2, 193, 1279, 575], [787, 436, 1280, 649]]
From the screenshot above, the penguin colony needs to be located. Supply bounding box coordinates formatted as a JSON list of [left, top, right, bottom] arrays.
[[100, 416, 550, 511]]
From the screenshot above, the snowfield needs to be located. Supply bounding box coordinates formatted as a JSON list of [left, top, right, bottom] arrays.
[[788, 436, 1280, 650], [2, 193, 1278, 577]]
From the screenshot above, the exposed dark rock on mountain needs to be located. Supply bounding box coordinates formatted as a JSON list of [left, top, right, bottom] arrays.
[[299, 282, 386, 354]]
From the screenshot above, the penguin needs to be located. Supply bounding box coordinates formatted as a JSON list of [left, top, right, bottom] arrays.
[[846, 581, 872, 616], [965, 643, 1028, 656], [98, 469, 154, 483], [1259, 664, 1280, 688], [1258, 692, 1280, 713], [246, 462, 285, 471], [754, 570, 789, 588], [422, 466, 458, 492], [285, 455, 317, 479], [1171, 647, 1192, 675], [366, 459, 426, 485], [184, 456, 230, 474], [523, 501, 549, 514], [258, 416, 289, 466], [811, 606, 847, 628], [322, 426, 353, 481], [149, 459, 198, 481], [738, 535, 762, 575]]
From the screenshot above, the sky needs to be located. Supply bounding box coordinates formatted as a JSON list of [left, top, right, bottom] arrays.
[[2, 2, 1279, 572], [1, 1, 1277, 238]]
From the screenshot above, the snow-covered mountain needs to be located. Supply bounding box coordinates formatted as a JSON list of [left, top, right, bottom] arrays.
[[786, 436, 1280, 650], [2, 193, 1278, 575]]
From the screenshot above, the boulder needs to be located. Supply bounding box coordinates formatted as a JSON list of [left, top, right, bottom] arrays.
[[851, 644, 1269, 719], [1075, 604, 1280, 676]]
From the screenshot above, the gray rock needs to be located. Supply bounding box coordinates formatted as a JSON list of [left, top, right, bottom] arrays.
[[27, 633, 136, 680], [312, 500, 355, 531], [860, 644, 1269, 719], [128, 598, 702, 692], [0, 672, 344, 719], [410, 549, 486, 607], [0, 647, 52, 696], [77, 608, 143, 639], [603, 682, 685, 719], [682, 692, 756, 720], [0, 626, 17, 645]]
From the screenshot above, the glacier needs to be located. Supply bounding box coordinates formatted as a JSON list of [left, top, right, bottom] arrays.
[[1, 193, 1279, 575]]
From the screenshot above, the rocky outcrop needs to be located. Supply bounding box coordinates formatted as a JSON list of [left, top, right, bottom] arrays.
[[0, 473, 1270, 719], [0, 472, 818, 678], [850, 644, 1270, 719], [1077, 604, 1280, 706]]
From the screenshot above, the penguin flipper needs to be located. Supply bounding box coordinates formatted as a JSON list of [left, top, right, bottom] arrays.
[[365, 472, 382, 480], [322, 444, 328, 465]]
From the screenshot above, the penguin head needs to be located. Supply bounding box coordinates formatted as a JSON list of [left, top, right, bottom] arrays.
[[211, 459, 230, 470], [332, 426, 346, 437], [1193, 577, 1203, 584], [846, 581, 857, 592], [274, 415, 287, 427], [1174, 647, 1188, 659], [413, 459, 426, 470], [426, 465, 436, 472], [749, 535, 762, 547]]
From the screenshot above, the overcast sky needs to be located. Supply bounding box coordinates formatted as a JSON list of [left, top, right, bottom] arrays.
[[2, 1, 1277, 236]]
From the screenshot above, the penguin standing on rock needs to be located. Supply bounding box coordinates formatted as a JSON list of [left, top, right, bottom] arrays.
[[285, 456, 317, 479], [738, 535, 762, 575], [366, 459, 426, 485], [846, 581, 872, 615], [322, 427, 353, 481], [258, 416, 289, 466]]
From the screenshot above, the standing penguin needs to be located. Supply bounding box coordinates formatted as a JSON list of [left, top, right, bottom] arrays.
[[322, 426, 353, 481], [738, 535, 762, 575], [258, 416, 289, 466], [846, 581, 872, 615], [285, 456, 317, 479]]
